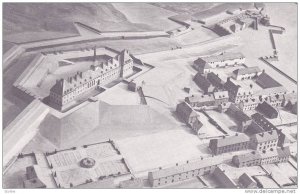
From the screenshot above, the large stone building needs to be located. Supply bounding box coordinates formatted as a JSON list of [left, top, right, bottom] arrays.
[[49, 49, 134, 111], [209, 133, 250, 155], [148, 157, 221, 187], [249, 130, 278, 152]]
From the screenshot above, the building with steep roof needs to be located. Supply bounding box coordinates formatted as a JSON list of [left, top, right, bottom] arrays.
[[207, 72, 225, 89], [193, 58, 211, 74], [249, 130, 278, 152], [251, 113, 279, 132], [232, 66, 262, 80], [49, 49, 133, 111], [148, 157, 221, 187], [193, 73, 215, 93], [209, 133, 250, 155], [213, 166, 238, 188], [256, 101, 278, 119], [176, 102, 199, 126], [255, 72, 282, 89], [238, 173, 258, 188], [226, 104, 252, 132], [232, 151, 262, 168]]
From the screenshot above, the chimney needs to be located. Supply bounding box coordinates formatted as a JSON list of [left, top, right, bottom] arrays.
[[227, 77, 231, 82], [223, 136, 226, 139], [235, 133, 238, 136]]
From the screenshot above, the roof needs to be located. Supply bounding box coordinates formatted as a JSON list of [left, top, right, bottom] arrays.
[[201, 52, 245, 63], [194, 73, 212, 89], [213, 91, 229, 100], [210, 133, 250, 148], [255, 86, 287, 96], [149, 157, 221, 180], [233, 151, 262, 163], [239, 173, 257, 188], [213, 166, 237, 188], [224, 78, 240, 92], [261, 149, 278, 158], [192, 117, 203, 131], [269, 94, 284, 102], [185, 94, 215, 104], [207, 72, 224, 87], [240, 97, 260, 106], [256, 101, 278, 115], [227, 104, 251, 122], [251, 113, 278, 131], [251, 130, 278, 143], [233, 66, 261, 76], [277, 146, 290, 158], [256, 72, 282, 89], [176, 102, 198, 117], [194, 58, 211, 69], [50, 49, 132, 96]]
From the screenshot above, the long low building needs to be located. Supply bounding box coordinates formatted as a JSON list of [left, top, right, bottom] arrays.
[[148, 157, 221, 187], [232, 146, 290, 168], [193, 52, 245, 73], [209, 133, 250, 155]]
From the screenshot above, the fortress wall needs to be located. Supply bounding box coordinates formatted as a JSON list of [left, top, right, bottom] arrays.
[[3, 100, 50, 167]]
